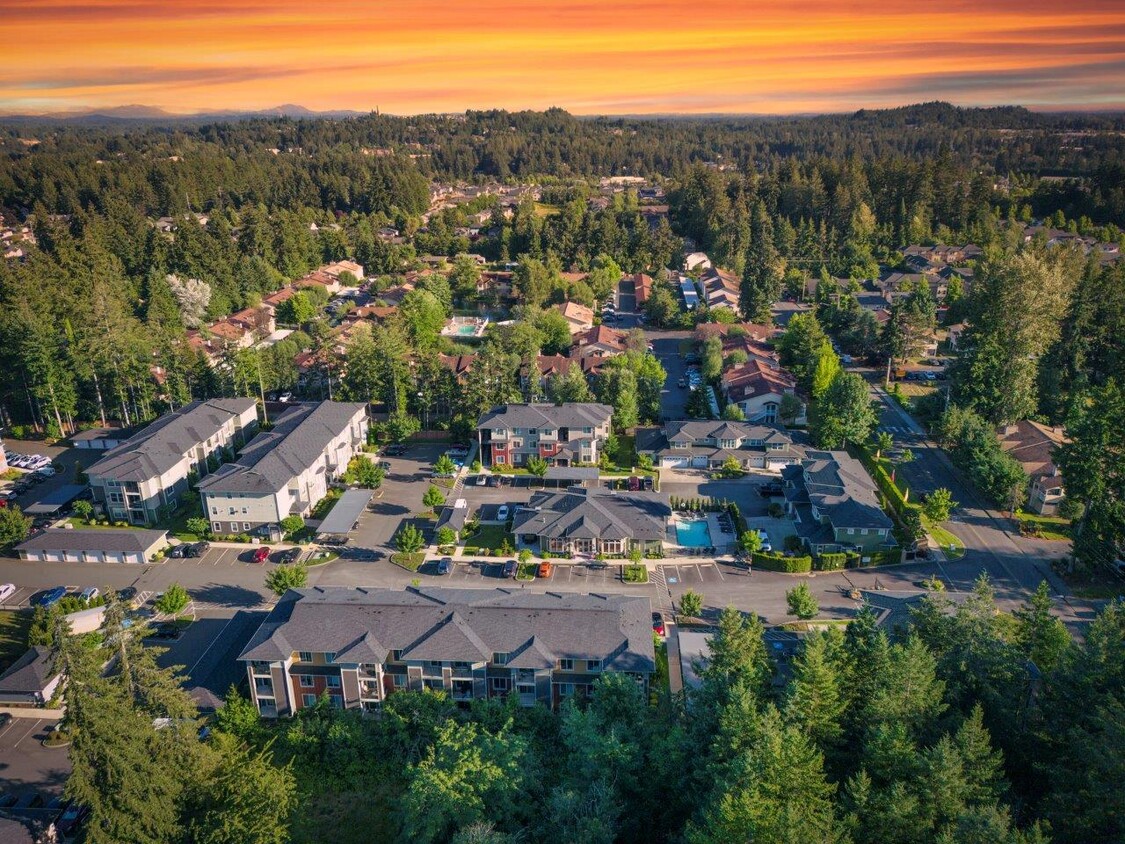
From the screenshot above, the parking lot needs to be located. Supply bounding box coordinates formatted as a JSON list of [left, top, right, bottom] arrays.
[[0, 716, 71, 800], [657, 560, 730, 587]]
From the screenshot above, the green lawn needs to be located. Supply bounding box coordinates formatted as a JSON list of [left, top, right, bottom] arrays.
[[467, 524, 515, 551], [0, 610, 32, 673], [1015, 510, 1072, 541], [926, 521, 966, 560]]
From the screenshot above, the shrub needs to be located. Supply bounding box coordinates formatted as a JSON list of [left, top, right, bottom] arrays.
[[767, 502, 784, 518], [156, 584, 190, 615], [518, 548, 532, 563], [783, 534, 804, 553], [752, 552, 813, 573], [395, 524, 425, 553], [436, 526, 457, 546], [265, 563, 309, 596], [623, 564, 648, 583], [422, 485, 446, 510], [280, 515, 304, 538], [815, 552, 847, 571], [185, 516, 211, 537]]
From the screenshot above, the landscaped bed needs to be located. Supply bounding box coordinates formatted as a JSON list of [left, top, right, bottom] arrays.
[[1015, 510, 1072, 541], [390, 552, 424, 571]]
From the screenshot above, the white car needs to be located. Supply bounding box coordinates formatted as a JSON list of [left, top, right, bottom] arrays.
[[36, 466, 56, 477], [80, 587, 99, 602], [0, 584, 15, 603], [278, 392, 293, 403], [757, 530, 773, 552], [497, 505, 510, 521]]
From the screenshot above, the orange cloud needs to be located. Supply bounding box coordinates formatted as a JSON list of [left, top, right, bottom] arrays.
[[1, 0, 1123, 113]]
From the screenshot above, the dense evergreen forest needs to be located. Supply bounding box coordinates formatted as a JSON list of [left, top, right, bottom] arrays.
[[56, 580, 1125, 844]]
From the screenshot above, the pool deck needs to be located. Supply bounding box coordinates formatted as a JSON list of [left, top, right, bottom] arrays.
[[667, 513, 736, 553]]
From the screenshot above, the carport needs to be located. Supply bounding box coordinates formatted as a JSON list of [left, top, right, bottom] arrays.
[[316, 488, 374, 540], [23, 484, 87, 516], [543, 467, 599, 488]]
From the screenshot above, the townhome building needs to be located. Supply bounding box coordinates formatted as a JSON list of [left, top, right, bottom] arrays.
[[998, 421, 1068, 516], [782, 450, 896, 555], [720, 360, 801, 423], [477, 403, 613, 467], [197, 401, 368, 538], [636, 419, 799, 471], [87, 398, 259, 526], [512, 485, 668, 557], [239, 587, 655, 717]]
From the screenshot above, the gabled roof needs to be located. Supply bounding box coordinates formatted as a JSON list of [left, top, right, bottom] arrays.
[[511, 487, 668, 542], [0, 646, 60, 694], [198, 401, 365, 496], [660, 419, 792, 446], [17, 528, 168, 555], [239, 587, 655, 673], [87, 398, 257, 482], [477, 403, 612, 432], [572, 325, 626, 355], [794, 450, 893, 531], [998, 421, 1066, 481]]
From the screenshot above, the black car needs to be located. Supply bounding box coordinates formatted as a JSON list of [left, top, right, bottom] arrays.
[[501, 560, 517, 578], [55, 802, 90, 836], [116, 586, 138, 605], [276, 548, 302, 564], [384, 444, 408, 456], [758, 483, 783, 497], [168, 543, 190, 559], [185, 541, 211, 557], [146, 622, 179, 640]]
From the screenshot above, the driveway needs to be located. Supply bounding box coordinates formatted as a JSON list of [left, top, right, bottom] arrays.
[[651, 332, 692, 420], [0, 716, 70, 798]]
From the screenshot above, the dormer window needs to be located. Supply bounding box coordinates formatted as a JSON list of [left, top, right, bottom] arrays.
[[492, 652, 510, 665]]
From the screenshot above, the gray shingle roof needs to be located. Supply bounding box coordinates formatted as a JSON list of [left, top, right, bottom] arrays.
[[0, 646, 59, 693], [198, 401, 365, 495], [512, 487, 668, 542], [793, 450, 893, 531], [87, 398, 256, 482], [16, 528, 168, 555], [239, 587, 655, 673], [477, 402, 612, 431], [661, 419, 792, 446]]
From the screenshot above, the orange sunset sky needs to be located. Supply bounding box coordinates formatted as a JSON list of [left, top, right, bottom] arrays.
[[2, 0, 1125, 115]]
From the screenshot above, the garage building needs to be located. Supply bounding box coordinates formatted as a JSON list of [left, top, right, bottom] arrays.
[[16, 528, 168, 564]]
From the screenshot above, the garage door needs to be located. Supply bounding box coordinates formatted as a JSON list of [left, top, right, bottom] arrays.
[[661, 456, 691, 468], [691, 456, 708, 468]]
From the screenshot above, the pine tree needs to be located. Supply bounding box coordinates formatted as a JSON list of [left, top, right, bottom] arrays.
[[1012, 581, 1070, 673], [786, 631, 847, 750]]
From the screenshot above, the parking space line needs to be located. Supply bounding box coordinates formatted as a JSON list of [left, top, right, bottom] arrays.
[[186, 615, 236, 679], [11, 718, 42, 748], [712, 564, 726, 581]]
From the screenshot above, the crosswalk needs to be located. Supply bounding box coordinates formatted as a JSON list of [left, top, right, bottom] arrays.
[[877, 425, 913, 436], [650, 566, 676, 617]]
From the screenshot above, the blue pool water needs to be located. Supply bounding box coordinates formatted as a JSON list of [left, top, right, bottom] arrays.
[[676, 519, 712, 547], [456, 324, 479, 335]]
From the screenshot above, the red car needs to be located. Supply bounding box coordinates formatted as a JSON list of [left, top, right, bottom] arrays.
[[652, 612, 666, 637], [252, 546, 271, 564]]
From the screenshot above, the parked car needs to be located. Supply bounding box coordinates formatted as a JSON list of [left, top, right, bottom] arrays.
[[37, 586, 67, 607], [278, 392, 293, 403], [15, 793, 45, 809], [487, 475, 502, 487], [252, 546, 271, 564], [501, 560, 517, 578], [496, 505, 510, 521], [276, 547, 302, 564], [168, 543, 190, 559], [116, 586, 138, 606], [758, 482, 783, 497], [537, 561, 553, 578], [0, 712, 10, 730], [36, 466, 57, 477], [186, 541, 211, 557], [436, 558, 453, 575], [0, 583, 14, 603], [476, 474, 488, 486], [652, 612, 666, 637], [384, 444, 407, 456], [0, 793, 17, 809], [146, 622, 179, 639], [447, 446, 469, 458], [55, 802, 90, 836], [757, 530, 773, 552], [378, 461, 393, 471], [79, 587, 99, 602]]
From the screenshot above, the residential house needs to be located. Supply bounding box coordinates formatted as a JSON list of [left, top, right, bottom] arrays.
[[438, 353, 478, 382], [782, 450, 896, 554], [477, 403, 613, 467], [684, 252, 712, 272], [512, 486, 668, 557], [632, 273, 653, 307], [296, 270, 341, 296], [699, 267, 741, 312], [522, 355, 604, 393], [636, 419, 798, 471], [261, 287, 298, 314], [555, 301, 595, 334], [87, 398, 259, 525], [15, 528, 169, 564], [321, 260, 365, 282], [998, 421, 1068, 516], [720, 361, 801, 423], [198, 401, 368, 538], [239, 586, 655, 716], [695, 321, 779, 346], [0, 647, 63, 707], [572, 325, 627, 358], [947, 322, 967, 350], [225, 306, 276, 339]]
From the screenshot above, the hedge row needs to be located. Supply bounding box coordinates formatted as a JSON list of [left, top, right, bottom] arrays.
[[751, 552, 813, 573], [815, 552, 847, 571]]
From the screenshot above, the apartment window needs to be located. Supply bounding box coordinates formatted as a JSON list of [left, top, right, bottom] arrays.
[[516, 683, 535, 697], [390, 650, 403, 661], [492, 652, 510, 665], [326, 676, 341, 688], [212, 522, 221, 533], [228, 507, 236, 515], [298, 675, 314, 688], [393, 674, 406, 687], [329, 694, 343, 709], [587, 659, 602, 673], [428, 660, 443, 669], [529, 428, 537, 435], [297, 652, 313, 663], [230, 522, 239, 532], [558, 659, 574, 671], [243, 522, 251, 531], [242, 507, 248, 514], [211, 506, 218, 515], [495, 455, 505, 464], [847, 528, 855, 535], [452, 661, 471, 669], [491, 677, 510, 691], [558, 682, 574, 697], [860, 528, 868, 536], [325, 652, 336, 664], [301, 694, 316, 707]]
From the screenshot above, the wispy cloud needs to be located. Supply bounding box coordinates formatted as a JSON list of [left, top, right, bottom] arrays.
[[1, 0, 1122, 114]]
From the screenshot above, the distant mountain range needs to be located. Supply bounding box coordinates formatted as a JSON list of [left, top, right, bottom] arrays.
[[0, 104, 371, 122]]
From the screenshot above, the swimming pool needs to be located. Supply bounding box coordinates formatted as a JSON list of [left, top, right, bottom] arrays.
[[676, 519, 712, 547], [456, 324, 480, 336]]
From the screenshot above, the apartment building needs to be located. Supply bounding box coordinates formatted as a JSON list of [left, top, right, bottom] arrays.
[[239, 587, 655, 717], [782, 450, 896, 554], [477, 403, 613, 467], [636, 419, 798, 471], [197, 401, 368, 538], [86, 398, 259, 526]]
